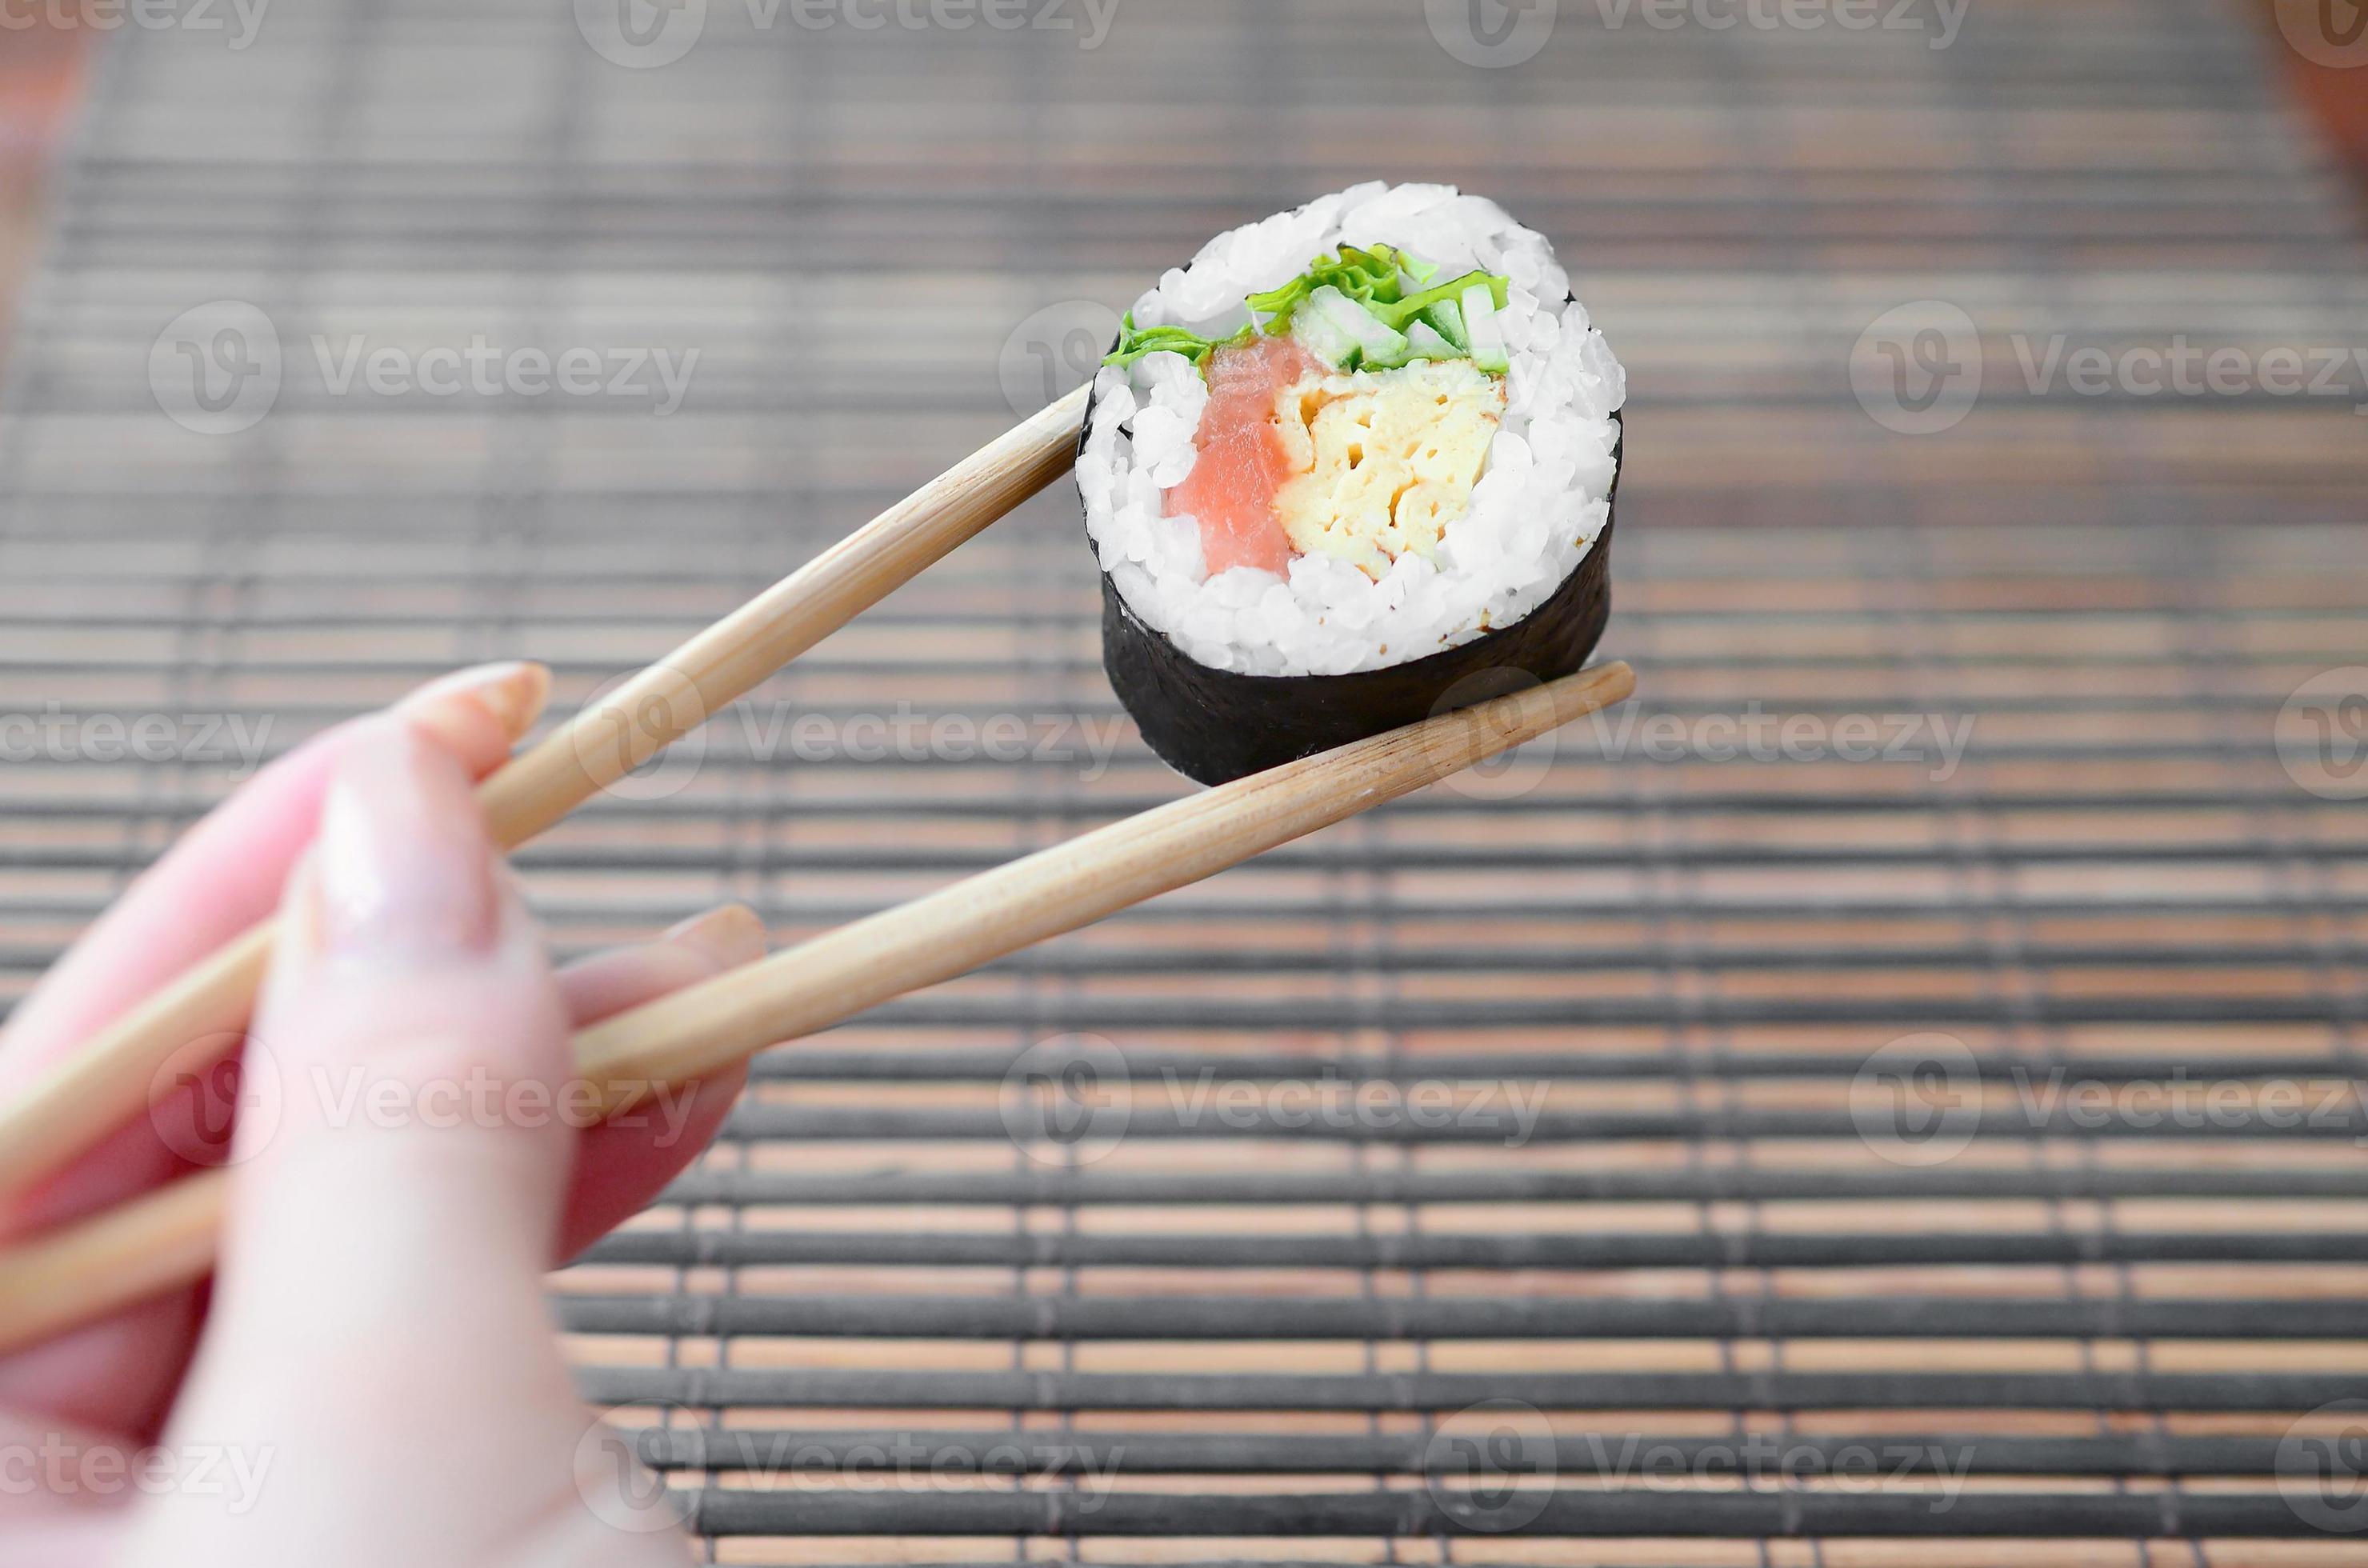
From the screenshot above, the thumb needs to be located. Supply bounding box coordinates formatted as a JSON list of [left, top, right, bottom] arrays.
[[138, 718, 665, 1563], [229, 714, 576, 1374]]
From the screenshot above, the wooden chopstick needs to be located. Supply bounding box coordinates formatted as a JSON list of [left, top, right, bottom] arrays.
[[0, 662, 1634, 1356], [0, 1174, 222, 1354], [0, 385, 1091, 1209]]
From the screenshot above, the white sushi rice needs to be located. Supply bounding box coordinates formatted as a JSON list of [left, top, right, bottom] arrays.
[[1079, 182, 1626, 678]]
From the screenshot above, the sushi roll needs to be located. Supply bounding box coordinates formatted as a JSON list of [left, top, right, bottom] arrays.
[[1078, 182, 1626, 785]]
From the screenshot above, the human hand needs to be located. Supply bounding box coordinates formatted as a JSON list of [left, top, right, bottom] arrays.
[[0, 664, 758, 1565]]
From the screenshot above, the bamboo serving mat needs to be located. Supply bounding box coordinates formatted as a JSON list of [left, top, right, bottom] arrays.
[[5, 0, 2368, 1561]]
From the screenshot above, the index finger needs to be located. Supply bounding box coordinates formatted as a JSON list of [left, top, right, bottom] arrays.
[[0, 662, 549, 1100], [0, 662, 548, 1444]]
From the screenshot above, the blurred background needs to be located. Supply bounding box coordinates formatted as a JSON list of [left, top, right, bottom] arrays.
[[1, 0, 2366, 1562]]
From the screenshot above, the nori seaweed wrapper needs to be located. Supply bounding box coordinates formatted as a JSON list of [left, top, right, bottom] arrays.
[[1082, 360, 1621, 785]]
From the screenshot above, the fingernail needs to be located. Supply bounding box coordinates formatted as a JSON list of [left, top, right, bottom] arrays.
[[402, 660, 552, 745], [311, 723, 498, 959], [662, 903, 767, 970]]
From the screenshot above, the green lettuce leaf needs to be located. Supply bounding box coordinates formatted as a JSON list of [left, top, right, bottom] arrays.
[[1102, 315, 1254, 370], [1103, 245, 1514, 375]]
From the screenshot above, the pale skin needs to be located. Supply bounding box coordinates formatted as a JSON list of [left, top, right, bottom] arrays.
[[0, 663, 743, 1564]]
